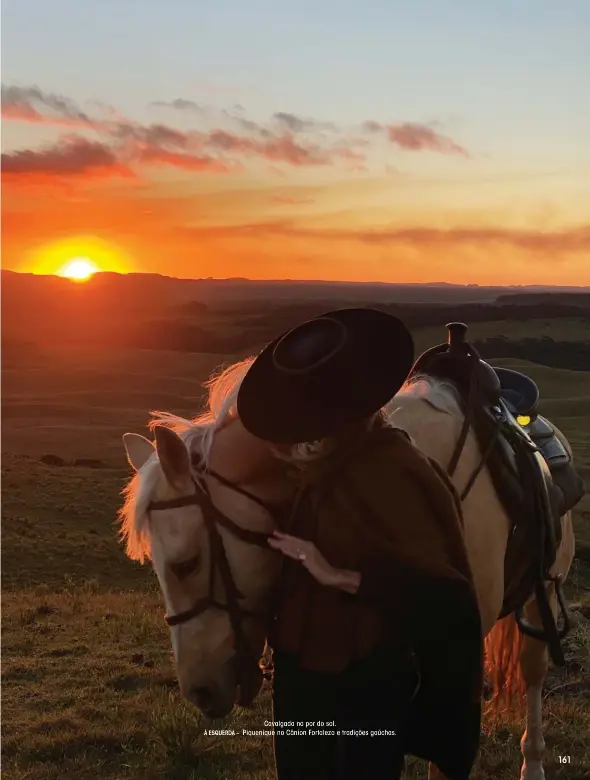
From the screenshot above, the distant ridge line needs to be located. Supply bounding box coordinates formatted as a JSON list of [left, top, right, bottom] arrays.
[[2, 269, 589, 292]]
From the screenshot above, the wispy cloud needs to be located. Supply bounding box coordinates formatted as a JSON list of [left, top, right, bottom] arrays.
[[2, 121, 365, 181], [1, 84, 99, 128], [362, 120, 383, 134], [1, 136, 135, 179], [203, 128, 339, 166], [221, 109, 271, 136], [151, 98, 205, 113], [181, 219, 590, 255], [1, 83, 472, 183], [386, 123, 469, 157], [272, 111, 338, 133], [363, 119, 469, 156], [136, 146, 231, 173]]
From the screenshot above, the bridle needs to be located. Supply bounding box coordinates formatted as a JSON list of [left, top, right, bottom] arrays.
[[146, 463, 284, 680]]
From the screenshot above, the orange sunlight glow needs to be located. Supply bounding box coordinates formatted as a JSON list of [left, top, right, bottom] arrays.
[[57, 257, 99, 281], [28, 236, 134, 278]]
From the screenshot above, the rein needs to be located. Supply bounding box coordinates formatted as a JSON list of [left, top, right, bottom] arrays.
[[146, 467, 280, 680]]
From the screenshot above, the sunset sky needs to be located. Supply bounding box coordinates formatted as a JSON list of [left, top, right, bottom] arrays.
[[2, 0, 589, 285]]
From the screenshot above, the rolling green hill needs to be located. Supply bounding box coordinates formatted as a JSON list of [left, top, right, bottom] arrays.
[[2, 319, 589, 780]]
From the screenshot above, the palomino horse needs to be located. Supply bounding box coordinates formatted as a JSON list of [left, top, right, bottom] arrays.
[[119, 357, 576, 780]]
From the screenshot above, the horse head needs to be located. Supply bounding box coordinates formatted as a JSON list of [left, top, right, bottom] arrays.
[[118, 362, 293, 718]]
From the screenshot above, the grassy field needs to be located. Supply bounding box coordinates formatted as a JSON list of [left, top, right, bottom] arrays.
[[2, 319, 590, 780], [415, 317, 590, 353]]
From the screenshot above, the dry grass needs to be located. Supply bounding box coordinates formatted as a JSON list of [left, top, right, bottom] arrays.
[[3, 581, 589, 780], [2, 321, 590, 779]]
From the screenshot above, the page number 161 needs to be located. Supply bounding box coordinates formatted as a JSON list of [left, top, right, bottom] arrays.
[[558, 756, 571, 763]]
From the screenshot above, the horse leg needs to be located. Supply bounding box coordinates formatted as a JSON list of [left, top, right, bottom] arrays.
[[518, 588, 556, 780], [519, 507, 574, 780]]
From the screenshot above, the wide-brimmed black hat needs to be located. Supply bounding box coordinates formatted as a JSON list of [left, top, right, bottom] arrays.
[[236, 307, 414, 444]]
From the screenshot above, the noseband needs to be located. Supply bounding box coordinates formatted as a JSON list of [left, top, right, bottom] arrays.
[[146, 466, 283, 680]]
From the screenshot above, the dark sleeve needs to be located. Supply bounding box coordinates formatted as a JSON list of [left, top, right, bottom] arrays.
[[349, 552, 485, 713], [344, 551, 482, 642]]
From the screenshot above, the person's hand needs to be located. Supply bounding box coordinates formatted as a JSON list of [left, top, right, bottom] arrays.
[[268, 531, 340, 587]]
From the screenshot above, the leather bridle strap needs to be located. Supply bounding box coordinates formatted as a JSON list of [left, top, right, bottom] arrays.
[[207, 467, 278, 514], [146, 475, 274, 640], [146, 475, 273, 547], [199, 480, 266, 671]]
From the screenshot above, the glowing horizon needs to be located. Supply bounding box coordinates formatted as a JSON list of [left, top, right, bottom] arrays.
[[56, 257, 100, 281], [2, 1, 589, 286], [10, 267, 588, 290]]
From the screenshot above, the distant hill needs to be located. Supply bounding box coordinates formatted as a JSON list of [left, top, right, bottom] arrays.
[[3, 269, 589, 306], [2, 269, 590, 355], [495, 292, 590, 307]]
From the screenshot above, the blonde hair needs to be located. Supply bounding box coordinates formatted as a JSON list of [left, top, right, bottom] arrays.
[[270, 409, 387, 471]]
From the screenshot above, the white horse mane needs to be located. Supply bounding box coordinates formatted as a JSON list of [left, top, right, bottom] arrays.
[[118, 361, 462, 563], [399, 373, 463, 417], [118, 357, 255, 562]]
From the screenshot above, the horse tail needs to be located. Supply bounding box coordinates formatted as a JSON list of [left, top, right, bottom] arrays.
[[484, 614, 527, 724]]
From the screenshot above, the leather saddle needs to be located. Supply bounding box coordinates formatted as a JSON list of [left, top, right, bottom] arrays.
[[407, 323, 586, 665]]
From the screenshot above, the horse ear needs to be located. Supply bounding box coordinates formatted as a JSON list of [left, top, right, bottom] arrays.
[[123, 433, 154, 471], [153, 425, 191, 490]]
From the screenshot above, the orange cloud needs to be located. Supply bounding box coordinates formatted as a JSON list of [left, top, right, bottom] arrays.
[[204, 129, 338, 166], [0, 84, 103, 130], [1, 137, 136, 180], [17, 86, 587, 285], [362, 119, 469, 156], [137, 147, 233, 173], [2, 83, 473, 185], [111, 121, 343, 168], [1, 126, 365, 183], [0, 103, 94, 128], [387, 123, 469, 157], [180, 219, 589, 255]]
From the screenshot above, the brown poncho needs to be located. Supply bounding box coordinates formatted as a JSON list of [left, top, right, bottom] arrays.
[[272, 424, 480, 671], [270, 424, 484, 780]]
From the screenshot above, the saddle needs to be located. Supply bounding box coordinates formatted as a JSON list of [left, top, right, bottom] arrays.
[[407, 323, 586, 666]]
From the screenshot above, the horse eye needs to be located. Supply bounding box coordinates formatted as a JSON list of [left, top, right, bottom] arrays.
[[169, 555, 200, 580]]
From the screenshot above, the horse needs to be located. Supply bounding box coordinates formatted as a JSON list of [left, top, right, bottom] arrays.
[[118, 357, 576, 780]]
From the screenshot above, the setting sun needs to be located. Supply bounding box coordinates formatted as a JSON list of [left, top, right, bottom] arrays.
[[27, 236, 134, 279], [58, 257, 100, 281]]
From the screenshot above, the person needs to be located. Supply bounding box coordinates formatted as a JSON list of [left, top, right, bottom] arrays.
[[236, 308, 484, 780]]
